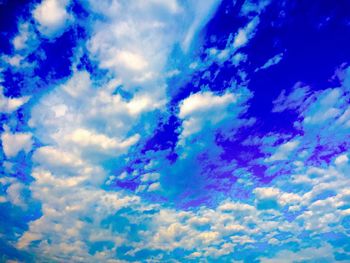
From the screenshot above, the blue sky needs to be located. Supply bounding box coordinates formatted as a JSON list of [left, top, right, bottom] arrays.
[[1, 0, 350, 262]]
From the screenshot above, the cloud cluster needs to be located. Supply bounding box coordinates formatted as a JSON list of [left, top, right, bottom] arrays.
[[16, 148, 350, 261], [1, 0, 350, 262]]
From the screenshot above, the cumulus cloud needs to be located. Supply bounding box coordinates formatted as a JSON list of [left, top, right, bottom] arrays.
[[29, 70, 150, 161], [266, 139, 299, 162], [233, 16, 260, 49], [0, 177, 27, 208], [33, 0, 72, 37], [0, 86, 30, 113], [335, 154, 349, 166], [1, 127, 32, 158], [12, 22, 36, 51], [86, 0, 183, 95], [178, 90, 245, 141]]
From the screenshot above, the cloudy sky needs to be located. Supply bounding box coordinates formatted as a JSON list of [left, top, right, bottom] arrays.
[[1, 0, 350, 262]]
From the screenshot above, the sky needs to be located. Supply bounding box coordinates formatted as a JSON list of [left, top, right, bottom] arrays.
[[1, 0, 350, 262]]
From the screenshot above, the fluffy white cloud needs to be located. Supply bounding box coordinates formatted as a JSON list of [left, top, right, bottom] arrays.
[[33, 0, 72, 37], [32, 146, 84, 169], [233, 16, 260, 49], [87, 0, 180, 90], [1, 127, 32, 158], [86, 0, 221, 111], [6, 181, 26, 208], [29, 70, 152, 162], [0, 86, 30, 113], [17, 166, 140, 257], [2, 54, 25, 67], [0, 177, 27, 208], [335, 154, 349, 166], [12, 23, 32, 50], [178, 90, 239, 140], [65, 128, 140, 154]]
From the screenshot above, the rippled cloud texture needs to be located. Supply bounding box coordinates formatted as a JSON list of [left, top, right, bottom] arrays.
[[1, 0, 350, 262]]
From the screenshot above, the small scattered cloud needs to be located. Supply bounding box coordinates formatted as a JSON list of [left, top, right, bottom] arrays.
[[255, 52, 284, 72], [266, 139, 299, 162], [1, 127, 32, 158], [233, 16, 260, 49], [0, 86, 30, 113]]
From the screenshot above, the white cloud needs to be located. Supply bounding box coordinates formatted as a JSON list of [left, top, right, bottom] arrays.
[[141, 173, 160, 183], [6, 182, 26, 208], [179, 91, 237, 118], [182, 0, 222, 51], [21, 6, 218, 254], [148, 182, 161, 192], [260, 243, 335, 263], [336, 108, 350, 127], [0, 177, 27, 208], [335, 154, 349, 166], [303, 88, 344, 125], [13, 23, 31, 50], [233, 17, 260, 49], [33, 0, 72, 37], [255, 52, 284, 72], [29, 70, 155, 160], [254, 187, 280, 200], [87, 0, 180, 90], [218, 201, 255, 213], [272, 83, 312, 113], [266, 139, 299, 162], [178, 90, 239, 139], [109, 50, 148, 72], [2, 54, 25, 67], [86, 0, 222, 112], [17, 166, 140, 257], [65, 128, 140, 154], [240, 0, 271, 16], [61, 70, 91, 98], [0, 86, 30, 113], [1, 127, 32, 158], [32, 146, 84, 169]]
